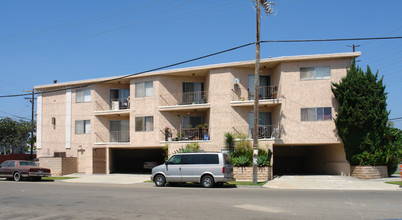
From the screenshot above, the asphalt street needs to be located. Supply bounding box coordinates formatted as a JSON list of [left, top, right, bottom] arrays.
[[0, 180, 401, 220]]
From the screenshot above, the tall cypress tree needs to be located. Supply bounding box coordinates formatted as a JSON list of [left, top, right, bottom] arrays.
[[331, 62, 389, 163]]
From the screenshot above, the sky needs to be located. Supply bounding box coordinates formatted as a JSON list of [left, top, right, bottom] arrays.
[[0, 0, 401, 128]]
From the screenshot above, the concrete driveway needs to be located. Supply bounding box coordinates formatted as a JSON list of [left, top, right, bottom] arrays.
[[263, 175, 401, 190]]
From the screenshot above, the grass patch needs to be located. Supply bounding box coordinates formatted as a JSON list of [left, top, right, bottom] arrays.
[[144, 180, 153, 183], [42, 176, 79, 180], [385, 181, 402, 186]]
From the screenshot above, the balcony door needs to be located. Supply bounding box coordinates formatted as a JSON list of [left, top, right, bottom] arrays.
[[182, 82, 204, 104], [248, 112, 272, 139], [110, 120, 129, 142], [110, 89, 129, 110], [248, 75, 271, 99]]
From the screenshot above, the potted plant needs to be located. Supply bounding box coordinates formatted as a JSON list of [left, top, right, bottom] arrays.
[[164, 126, 171, 141]]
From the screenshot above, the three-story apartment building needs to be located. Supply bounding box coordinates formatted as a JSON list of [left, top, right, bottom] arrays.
[[35, 52, 360, 175]]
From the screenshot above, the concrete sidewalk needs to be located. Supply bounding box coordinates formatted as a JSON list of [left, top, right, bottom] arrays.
[[61, 173, 150, 185], [263, 175, 401, 190], [60, 173, 401, 190]]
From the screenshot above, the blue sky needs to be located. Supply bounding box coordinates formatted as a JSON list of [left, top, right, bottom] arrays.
[[0, 0, 401, 128]]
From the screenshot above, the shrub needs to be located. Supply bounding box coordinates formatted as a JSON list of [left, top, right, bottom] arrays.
[[173, 143, 201, 154], [257, 155, 270, 167]]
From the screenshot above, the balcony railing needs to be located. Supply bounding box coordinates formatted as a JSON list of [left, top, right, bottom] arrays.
[[160, 91, 208, 106], [95, 98, 130, 112], [233, 125, 279, 139], [95, 131, 130, 143], [232, 85, 279, 101], [163, 128, 210, 141]]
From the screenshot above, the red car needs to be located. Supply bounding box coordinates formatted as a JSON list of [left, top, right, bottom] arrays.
[[0, 160, 51, 181]]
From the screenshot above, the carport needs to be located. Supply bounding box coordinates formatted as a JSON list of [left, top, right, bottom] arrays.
[[273, 144, 349, 175], [109, 148, 164, 174]]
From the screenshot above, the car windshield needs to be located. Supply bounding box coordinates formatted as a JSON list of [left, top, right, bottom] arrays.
[[19, 161, 38, 167]]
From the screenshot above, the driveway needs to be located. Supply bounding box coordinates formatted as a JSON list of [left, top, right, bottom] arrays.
[[263, 175, 401, 190]]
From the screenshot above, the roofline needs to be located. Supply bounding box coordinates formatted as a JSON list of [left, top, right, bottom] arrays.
[[35, 52, 360, 90]]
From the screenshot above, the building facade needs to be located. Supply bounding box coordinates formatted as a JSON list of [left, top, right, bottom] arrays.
[[35, 52, 360, 175]]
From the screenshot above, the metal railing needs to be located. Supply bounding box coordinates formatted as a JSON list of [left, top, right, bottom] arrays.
[[160, 91, 208, 106], [94, 98, 130, 111], [95, 131, 130, 143], [233, 125, 279, 139], [163, 128, 210, 141], [232, 85, 279, 101]]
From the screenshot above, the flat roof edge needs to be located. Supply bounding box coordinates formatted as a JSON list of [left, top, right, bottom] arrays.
[[35, 52, 360, 90]]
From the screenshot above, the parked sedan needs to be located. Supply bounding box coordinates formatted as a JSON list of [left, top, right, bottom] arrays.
[[0, 160, 51, 181]]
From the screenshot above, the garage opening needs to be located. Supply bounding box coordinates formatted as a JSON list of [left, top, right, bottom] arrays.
[[273, 144, 348, 175], [109, 148, 165, 174]]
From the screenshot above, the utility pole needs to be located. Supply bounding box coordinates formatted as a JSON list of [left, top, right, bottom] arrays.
[[24, 89, 35, 160], [347, 44, 360, 62], [252, 0, 275, 184]]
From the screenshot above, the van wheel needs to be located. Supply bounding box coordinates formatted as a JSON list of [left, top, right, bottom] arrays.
[[154, 175, 166, 187], [201, 175, 214, 188], [13, 172, 22, 181]]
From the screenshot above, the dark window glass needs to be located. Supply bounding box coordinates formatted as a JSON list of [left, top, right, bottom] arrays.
[[8, 161, 15, 167], [1, 161, 9, 167], [201, 154, 219, 164], [167, 155, 181, 165]]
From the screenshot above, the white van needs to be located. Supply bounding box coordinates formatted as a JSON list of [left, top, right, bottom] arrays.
[[151, 152, 235, 188]]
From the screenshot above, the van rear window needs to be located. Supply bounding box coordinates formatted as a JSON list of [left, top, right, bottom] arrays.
[[181, 154, 219, 164]]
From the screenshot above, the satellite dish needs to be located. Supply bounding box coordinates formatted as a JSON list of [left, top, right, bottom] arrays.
[[233, 78, 240, 85]]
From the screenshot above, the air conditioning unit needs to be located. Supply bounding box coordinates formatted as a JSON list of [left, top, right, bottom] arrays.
[[112, 101, 120, 110]]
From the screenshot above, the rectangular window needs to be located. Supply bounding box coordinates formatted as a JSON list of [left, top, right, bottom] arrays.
[[75, 120, 90, 134], [301, 107, 332, 121], [76, 88, 91, 102], [135, 81, 153, 97], [135, 116, 153, 131], [110, 120, 129, 142], [300, 66, 331, 80]]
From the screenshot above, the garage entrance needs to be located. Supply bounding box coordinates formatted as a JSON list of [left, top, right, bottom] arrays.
[[273, 144, 348, 175], [109, 148, 165, 174]]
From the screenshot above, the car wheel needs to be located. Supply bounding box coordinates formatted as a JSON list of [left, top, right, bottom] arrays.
[[154, 175, 166, 187], [13, 172, 22, 182], [201, 175, 214, 188]]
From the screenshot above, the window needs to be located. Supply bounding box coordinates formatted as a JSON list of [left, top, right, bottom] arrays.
[[135, 81, 153, 97], [167, 155, 181, 164], [110, 120, 129, 142], [1, 161, 9, 167], [181, 154, 219, 165], [248, 112, 272, 139], [8, 161, 15, 167], [110, 89, 130, 109], [301, 107, 332, 121], [182, 82, 205, 104], [248, 75, 271, 99], [135, 116, 153, 131], [75, 120, 90, 134], [76, 88, 91, 102], [300, 66, 331, 80]]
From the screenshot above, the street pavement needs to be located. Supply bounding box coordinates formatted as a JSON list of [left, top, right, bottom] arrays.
[[61, 173, 402, 190]]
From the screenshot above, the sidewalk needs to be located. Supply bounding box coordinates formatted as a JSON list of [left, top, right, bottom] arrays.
[[61, 173, 150, 185], [263, 175, 401, 190], [60, 173, 401, 190]]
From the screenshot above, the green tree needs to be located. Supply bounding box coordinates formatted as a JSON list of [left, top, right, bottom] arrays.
[[331, 63, 389, 163], [0, 117, 33, 154]]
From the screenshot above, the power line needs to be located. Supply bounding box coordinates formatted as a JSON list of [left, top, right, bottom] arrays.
[[1, 35, 402, 99], [389, 117, 402, 121]]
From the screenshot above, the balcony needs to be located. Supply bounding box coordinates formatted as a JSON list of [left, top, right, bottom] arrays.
[[94, 98, 130, 116], [159, 91, 210, 112], [233, 125, 280, 140], [95, 131, 130, 144], [231, 85, 281, 107], [162, 127, 210, 142]]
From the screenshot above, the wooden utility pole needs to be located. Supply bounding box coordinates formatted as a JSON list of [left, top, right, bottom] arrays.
[[24, 89, 35, 160], [252, 0, 261, 184]]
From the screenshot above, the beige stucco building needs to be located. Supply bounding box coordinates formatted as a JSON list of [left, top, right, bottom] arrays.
[[35, 52, 360, 176]]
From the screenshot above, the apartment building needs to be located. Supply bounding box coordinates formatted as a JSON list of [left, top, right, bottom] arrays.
[[35, 52, 360, 176]]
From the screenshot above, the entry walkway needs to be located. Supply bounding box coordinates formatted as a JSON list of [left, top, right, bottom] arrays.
[[263, 175, 401, 190]]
